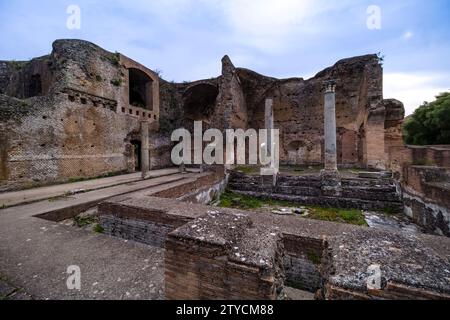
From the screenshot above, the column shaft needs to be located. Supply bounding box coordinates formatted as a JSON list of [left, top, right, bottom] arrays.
[[324, 85, 337, 171], [140, 121, 150, 178]]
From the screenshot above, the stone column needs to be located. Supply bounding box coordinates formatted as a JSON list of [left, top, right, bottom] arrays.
[[323, 80, 338, 172], [262, 98, 278, 186], [265, 98, 274, 158], [321, 80, 341, 196], [140, 121, 150, 179]]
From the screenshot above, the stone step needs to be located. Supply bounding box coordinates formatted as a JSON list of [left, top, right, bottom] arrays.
[[229, 185, 321, 197], [341, 189, 400, 202], [0, 173, 200, 222], [232, 190, 404, 212], [341, 178, 397, 188], [0, 168, 182, 208]]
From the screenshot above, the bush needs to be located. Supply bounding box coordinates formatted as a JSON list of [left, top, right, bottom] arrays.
[[403, 92, 450, 145]]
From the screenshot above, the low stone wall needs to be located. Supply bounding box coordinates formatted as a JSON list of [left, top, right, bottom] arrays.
[[100, 215, 175, 247], [228, 172, 403, 211], [402, 166, 450, 236], [388, 145, 450, 175], [152, 167, 226, 203], [177, 174, 228, 204], [166, 212, 284, 300], [98, 196, 200, 247]]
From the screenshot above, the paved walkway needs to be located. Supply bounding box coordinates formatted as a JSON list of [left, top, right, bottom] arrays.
[[0, 168, 184, 208], [0, 170, 206, 300]]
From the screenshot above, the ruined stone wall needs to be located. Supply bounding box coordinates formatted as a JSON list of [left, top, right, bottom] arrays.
[[159, 54, 396, 169], [234, 55, 394, 168], [386, 145, 450, 236], [0, 40, 166, 190], [402, 165, 450, 236], [0, 39, 406, 189], [99, 195, 450, 300]]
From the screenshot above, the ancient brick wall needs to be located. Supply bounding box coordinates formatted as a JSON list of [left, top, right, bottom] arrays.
[[0, 40, 170, 190], [158, 54, 397, 169], [402, 165, 450, 236], [99, 195, 450, 300], [283, 234, 325, 292], [98, 199, 195, 247], [165, 213, 283, 300], [0, 40, 407, 189], [100, 215, 177, 248]]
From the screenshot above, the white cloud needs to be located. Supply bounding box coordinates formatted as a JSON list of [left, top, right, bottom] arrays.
[[216, 0, 354, 53], [384, 72, 450, 115], [403, 31, 414, 40]]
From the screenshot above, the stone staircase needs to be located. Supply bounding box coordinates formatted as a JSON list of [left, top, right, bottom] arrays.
[[228, 171, 404, 211]]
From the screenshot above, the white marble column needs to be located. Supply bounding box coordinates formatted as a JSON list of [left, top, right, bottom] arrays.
[[265, 98, 274, 159], [263, 98, 278, 185]]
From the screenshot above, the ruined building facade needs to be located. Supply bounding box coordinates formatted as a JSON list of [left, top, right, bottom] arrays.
[[0, 39, 405, 191]]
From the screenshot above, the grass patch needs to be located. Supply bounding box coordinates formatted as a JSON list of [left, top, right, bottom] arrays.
[[218, 190, 264, 209], [68, 177, 86, 183], [93, 224, 104, 233], [412, 159, 436, 166], [218, 190, 368, 227], [306, 250, 321, 265], [107, 52, 121, 66], [307, 206, 367, 226], [234, 165, 261, 175], [218, 190, 298, 210], [380, 206, 402, 215], [74, 216, 97, 228]]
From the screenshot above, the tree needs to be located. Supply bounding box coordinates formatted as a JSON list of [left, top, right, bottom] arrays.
[[403, 92, 450, 145]]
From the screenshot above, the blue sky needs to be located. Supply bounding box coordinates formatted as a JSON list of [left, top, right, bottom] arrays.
[[0, 0, 449, 115]]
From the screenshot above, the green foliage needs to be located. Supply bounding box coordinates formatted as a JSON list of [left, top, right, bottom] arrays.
[[218, 191, 265, 210], [93, 224, 104, 233], [110, 78, 122, 87], [107, 52, 121, 66], [307, 206, 368, 226], [234, 165, 261, 175], [74, 216, 97, 228], [380, 206, 402, 216], [218, 191, 368, 227], [306, 250, 321, 265], [154, 69, 163, 77], [403, 92, 450, 145], [10, 60, 24, 71]]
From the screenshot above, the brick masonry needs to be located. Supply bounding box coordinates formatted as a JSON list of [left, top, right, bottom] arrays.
[[98, 195, 450, 300]]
